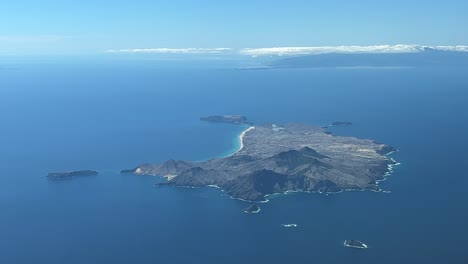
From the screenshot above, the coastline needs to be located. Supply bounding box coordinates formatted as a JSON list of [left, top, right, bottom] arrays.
[[262, 153, 401, 202], [224, 126, 255, 157]]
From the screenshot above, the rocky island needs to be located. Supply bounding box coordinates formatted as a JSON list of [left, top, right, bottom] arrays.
[[331, 121, 353, 126], [244, 204, 260, 214], [344, 240, 368, 249], [122, 117, 397, 202], [48, 170, 98, 180], [200, 115, 251, 125]]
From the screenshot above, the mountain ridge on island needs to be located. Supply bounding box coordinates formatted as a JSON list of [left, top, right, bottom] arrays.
[[122, 117, 397, 202]]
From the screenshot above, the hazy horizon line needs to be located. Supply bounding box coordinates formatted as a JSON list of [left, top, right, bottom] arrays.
[[106, 44, 468, 57]]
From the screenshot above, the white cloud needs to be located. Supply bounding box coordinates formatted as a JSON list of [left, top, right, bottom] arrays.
[[239, 45, 468, 57], [105, 48, 233, 54]]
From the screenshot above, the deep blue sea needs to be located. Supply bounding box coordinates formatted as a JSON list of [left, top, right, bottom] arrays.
[[1, 61, 467, 263]]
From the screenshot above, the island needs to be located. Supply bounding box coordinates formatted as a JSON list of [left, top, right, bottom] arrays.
[[244, 204, 260, 214], [344, 240, 368, 249], [121, 168, 137, 174], [48, 170, 98, 179], [269, 48, 468, 69], [122, 117, 397, 202], [331, 121, 353, 126], [200, 115, 251, 125]]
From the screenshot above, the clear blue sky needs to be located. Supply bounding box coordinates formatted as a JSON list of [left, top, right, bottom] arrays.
[[1, 0, 468, 55]]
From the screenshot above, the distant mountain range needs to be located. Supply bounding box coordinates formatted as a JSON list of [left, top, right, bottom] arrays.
[[270, 48, 468, 68], [103, 45, 468, 68]]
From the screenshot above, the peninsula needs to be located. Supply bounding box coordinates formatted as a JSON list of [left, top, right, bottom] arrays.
[[122, 116, 396, 202]]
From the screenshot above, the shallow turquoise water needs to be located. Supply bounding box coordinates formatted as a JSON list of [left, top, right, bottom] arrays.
[[1, 63, 467, 263]]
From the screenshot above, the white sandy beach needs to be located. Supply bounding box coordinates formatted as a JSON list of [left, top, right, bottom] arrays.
[[233, 126, 255, 155]]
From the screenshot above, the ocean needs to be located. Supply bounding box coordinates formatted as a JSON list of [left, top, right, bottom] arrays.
[[1, 61, 467, 263]]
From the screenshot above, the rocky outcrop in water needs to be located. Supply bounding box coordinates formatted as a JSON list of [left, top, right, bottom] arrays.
[[344, 240, 368, 249], [331, 121, 353, 126], [244, 204, 260, 214]]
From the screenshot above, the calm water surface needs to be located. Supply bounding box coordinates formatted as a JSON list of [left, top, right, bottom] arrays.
[[0, 63, 467, 263]]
